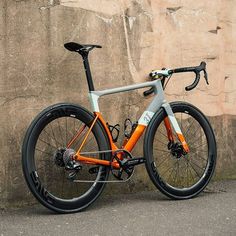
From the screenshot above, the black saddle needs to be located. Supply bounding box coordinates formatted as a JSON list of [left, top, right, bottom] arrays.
[[64, 42, 102, 53]]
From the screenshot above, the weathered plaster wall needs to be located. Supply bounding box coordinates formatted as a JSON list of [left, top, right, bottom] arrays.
[[0, 0, 235, 207]]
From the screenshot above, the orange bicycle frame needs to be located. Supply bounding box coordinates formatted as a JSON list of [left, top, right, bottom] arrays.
[[70, 112, 146, 169]]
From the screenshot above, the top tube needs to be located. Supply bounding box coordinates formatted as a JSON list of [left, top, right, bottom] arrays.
[[92, 80, 160, 97]]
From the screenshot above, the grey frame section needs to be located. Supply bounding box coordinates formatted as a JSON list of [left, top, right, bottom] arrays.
[[89, 77, 186, 144], [94, 80, 160, 97], [89, 79, 166, 114], [89, 78, 185, 137]]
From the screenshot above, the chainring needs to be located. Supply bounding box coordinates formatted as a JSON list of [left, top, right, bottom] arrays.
[[110, 150, 134, 181]]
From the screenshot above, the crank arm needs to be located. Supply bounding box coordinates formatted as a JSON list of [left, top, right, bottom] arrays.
[[122, 157, 146, 169]]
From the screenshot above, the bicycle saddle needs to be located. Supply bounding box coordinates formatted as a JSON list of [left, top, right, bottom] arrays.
[[64, 42, 102, 53]]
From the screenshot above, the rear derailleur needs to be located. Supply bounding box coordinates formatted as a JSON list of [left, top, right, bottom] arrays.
[[54, 148, 82, 181]]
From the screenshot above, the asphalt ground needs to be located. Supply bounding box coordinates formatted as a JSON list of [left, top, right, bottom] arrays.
[[0, 180, 236, 236]]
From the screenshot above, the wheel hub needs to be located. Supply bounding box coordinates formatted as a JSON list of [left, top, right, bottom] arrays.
[[54, 148, 82, 170], [168, 142, 186, 159]]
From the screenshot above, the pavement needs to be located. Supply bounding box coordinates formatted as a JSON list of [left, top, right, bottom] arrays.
[[0, 180, 236, 236]]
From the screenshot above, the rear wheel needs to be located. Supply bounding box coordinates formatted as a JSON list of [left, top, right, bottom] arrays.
[[144, 102, 217, 199], [22, 103, 110, 213]]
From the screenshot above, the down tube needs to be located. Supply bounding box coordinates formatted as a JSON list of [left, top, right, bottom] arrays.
[[123, 124, 146, 152]]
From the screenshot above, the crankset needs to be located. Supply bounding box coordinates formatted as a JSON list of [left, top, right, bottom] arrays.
[[110, 149, 134, 181]]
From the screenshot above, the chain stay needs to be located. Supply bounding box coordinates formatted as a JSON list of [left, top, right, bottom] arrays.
[[73, 149, 134, 183]]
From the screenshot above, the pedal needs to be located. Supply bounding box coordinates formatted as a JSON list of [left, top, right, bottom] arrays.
[[89, 166, 99, 174]]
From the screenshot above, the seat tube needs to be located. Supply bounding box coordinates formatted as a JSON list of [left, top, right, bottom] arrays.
[[81, 53, 95, 91]]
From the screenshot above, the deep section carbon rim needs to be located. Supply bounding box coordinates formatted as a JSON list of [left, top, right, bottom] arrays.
[[22, 104, 110, 212], [144, 102, 216, 198]]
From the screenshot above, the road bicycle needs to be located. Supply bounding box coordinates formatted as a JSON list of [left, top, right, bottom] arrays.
[[22, 42, 217, 213]]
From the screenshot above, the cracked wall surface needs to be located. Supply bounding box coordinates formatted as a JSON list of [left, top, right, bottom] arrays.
[[0, 0, 236, 207]]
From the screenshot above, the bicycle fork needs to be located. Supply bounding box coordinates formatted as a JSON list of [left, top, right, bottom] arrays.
[[162, 103, 190, 153]]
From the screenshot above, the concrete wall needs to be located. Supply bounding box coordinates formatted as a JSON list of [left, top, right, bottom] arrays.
[[0, 0, 235, 207]]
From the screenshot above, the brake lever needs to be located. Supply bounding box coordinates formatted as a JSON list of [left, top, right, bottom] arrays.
[[143, 87, 154, 97], [203, 69, 209, 85]]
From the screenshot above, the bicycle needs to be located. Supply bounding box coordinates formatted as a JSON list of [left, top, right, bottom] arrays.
[[22, 42, 217, 213]]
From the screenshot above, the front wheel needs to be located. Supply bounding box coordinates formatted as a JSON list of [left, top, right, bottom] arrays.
[[144, 102, 217, 199]]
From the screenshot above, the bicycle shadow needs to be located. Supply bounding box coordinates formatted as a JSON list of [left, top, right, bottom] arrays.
[[9, 189, 219, 217], [89, 189, 214, 212]]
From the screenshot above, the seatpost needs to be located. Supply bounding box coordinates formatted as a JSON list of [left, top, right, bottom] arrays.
[[80, 51, 95, 91]]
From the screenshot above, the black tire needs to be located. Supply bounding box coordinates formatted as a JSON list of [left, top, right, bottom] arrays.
[[144, 102, 217, 199], [22, 103, 111, 213]]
